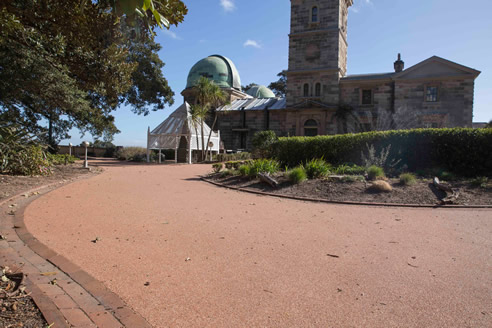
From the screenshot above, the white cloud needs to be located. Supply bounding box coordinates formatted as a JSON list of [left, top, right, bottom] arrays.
[[220, 0, 235, 12], [243, 39, 261, 48], [163, 29, 180, 40]]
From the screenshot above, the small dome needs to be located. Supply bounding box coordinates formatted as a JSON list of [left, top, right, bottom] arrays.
[[245, 85, 276, 99], [186, 55, 241, 90]]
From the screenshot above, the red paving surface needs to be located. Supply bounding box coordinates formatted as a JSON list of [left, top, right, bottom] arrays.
[[24, 160, 492, 327]]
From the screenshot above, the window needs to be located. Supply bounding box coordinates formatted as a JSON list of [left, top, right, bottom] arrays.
[[315, 83, 321, 97], [304, 119, 318, 136], [361, 89, 373, 105], [312, 7, 318, 23], [303, 83, 310, 97], [426, 86, 438, 102]]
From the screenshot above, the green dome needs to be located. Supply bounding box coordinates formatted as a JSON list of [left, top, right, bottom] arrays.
[[245, 85, 276, 99], [186, 55, 241, 90]]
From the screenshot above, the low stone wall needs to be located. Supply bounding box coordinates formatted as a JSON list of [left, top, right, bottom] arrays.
[[58, 145, 121, 158]]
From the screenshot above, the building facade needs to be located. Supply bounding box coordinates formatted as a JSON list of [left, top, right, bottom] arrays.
[[181, 0, 480, 151]]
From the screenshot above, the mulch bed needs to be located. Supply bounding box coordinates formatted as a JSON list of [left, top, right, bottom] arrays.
[[0, 163, 98, 327], [0, 268, 46, 328], [209, 174, 492, 206], [0, 162, 99, 202]]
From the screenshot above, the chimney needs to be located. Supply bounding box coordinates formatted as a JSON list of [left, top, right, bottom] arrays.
[[394, 53, 404, 73]]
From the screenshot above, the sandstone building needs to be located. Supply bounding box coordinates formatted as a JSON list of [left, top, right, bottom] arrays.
[[181, 0, 481, 151]]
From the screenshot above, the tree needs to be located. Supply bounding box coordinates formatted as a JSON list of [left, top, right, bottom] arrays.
[[242, 83, 258, 93], [193, 77, 228, 161], [0, 0, 187, 147], [268, 71, 287, 97], [486, 120, 492, 128]]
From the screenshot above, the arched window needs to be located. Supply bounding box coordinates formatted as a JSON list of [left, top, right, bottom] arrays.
[[304, 119, 318, 136], [312, 7, 318, 23], [315, 83, 321, 97], [303, 83, 309, 97]]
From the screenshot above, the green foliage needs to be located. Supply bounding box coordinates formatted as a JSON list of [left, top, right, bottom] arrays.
[[0, 122, 52, 176], [332, 164, 366, 175], [190, 77, 229, 160], [46, 154, 77, 165], [367, 166, 385, 180], [114, 0, 188, 30], [341, 175, 364, 183], [268, 71, 286, 97], [361, 143, 400, 170], [212, 163, 223, 173], [224, 160, 252, 170], [238, 165, 251, 177], [251, 130, 278, 158], [10, 145, 52, 176], [399, 173, 417, 186], [220, 169, 237, 178], [437, 171, 455, 181], [215, 152, 251, 162], [116, 147, 148, 162], [471, 176, 488, 188], [0, 0, 186, 143], [247, 159, 280, 177], [273, 128, 492, 177], [288, 166, 307, 184], [304, 158, 331, 179]]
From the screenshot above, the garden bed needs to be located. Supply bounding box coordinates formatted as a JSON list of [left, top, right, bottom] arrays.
[[208, 174, 492, 206], [0, 162, 98, 201]]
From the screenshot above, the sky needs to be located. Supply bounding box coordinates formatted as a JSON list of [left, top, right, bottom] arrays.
[[62, 0, 492, 146]]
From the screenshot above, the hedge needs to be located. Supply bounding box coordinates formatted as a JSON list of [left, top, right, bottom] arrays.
[[272, 128, 492, 177]]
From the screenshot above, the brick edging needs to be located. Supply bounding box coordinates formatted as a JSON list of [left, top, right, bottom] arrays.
[[201, 177, 492, 209], [6, 171, 153, 327]]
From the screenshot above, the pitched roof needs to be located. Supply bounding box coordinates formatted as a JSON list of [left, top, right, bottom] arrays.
[[394, 56, 481, 79], [216, 98, 286, 111], [341, 72, 395, 82]]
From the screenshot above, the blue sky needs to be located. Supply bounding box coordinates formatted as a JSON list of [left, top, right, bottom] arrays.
[[63, 0, 492, 146]]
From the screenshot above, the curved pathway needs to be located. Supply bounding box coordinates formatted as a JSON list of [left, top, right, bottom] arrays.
[[24, 161, 491, 327]]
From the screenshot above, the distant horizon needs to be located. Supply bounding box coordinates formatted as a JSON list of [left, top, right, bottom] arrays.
[[61, 0, 492, 147]]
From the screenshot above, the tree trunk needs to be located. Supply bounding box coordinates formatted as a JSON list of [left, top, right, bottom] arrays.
[[200, 119, 205, 161], [48, 111, 54, 153], [204, 113, 218, 157]]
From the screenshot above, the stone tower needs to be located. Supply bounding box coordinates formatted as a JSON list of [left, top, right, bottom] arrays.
[[286, 0, 353, 107]]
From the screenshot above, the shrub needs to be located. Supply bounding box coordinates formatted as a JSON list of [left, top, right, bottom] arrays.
[[272, 128, 492, 177], [341, 175, 364, 183], [212, 163, 223, 173], [251, 130, 278, 158], [437, 170, 455, 181], [47, 153, 77, 165], [333, 164, 366, 175], [471, 176, 488, 188], [288, 166, 307, 184], [225, 160, 252, 170], [116, 147, 148, 162], [238, 164, 251, 177], [215, 152, 251, 162], [368, 180, 392, 193], [9, 145, 52, 176], [399, 173, 417, 186], [220, 169, 235, 178], [367, 165, 385, 180], [0, 123, 52, 176], [304, 158, 331, 179], [248, 159, 280, 177]]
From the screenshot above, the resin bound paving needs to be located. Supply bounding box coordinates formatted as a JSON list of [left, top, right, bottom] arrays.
[[23, 160, 491, 327]]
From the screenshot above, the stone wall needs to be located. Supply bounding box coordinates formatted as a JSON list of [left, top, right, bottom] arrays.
[[287, 0, 351, 107], [394, 78, 475, 128]]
